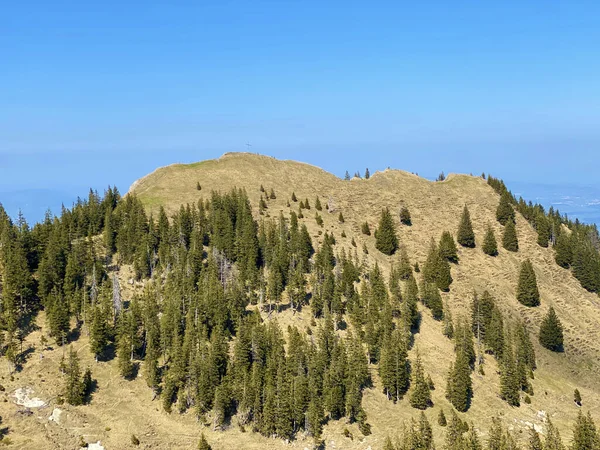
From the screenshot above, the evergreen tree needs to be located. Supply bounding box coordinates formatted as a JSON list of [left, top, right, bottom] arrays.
[[535, 212, 551, 248], [457, 206, 475, 248], [400, 206, 412, 226], [362, 222, 371, 236], [64, 346, 85, 406], [375, 208, 399, 255], [496, 192, 515, 225], [365, 168, 370, 179], [438, 409, 447, 427], [379, 329, 409, 402], [539, 307, 563, 351], [446, 349, 472, 412], [499, 343, 520, 407], [482, 226, 498, 256], [409, 352, 432, 410], [571, 411, 600, 450], [528, 427, 543, 450], [554, 232, 573, 268], [338, 211, 345, 223], [198, 433, 212, 450], [544, 418, 565, 450], [439, 231, 459, 263], [574, 389, 582, 406], [502, 220, 519, 252], [517, 260, 540, 307]]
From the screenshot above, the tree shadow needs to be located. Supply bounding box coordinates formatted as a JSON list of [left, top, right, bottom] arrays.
[[97, 343, 116, 362], [15, 347, 36, 372]]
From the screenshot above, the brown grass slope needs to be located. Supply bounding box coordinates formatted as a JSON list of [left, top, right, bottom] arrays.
[[1, 152, 598, 449]]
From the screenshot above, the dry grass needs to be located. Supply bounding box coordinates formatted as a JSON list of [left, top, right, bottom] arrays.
[[2, 152, 598, 449]]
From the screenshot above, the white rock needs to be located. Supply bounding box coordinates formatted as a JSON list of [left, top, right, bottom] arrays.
[[12, 387, 46, 408], [48, 408, 63, 424], [86, 441, 105, 450]]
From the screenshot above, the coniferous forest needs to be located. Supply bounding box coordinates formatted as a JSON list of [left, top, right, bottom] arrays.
[[1, 165, 600, 449]]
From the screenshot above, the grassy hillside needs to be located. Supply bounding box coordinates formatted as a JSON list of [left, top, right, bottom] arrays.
[[1, 152, 598, 449]]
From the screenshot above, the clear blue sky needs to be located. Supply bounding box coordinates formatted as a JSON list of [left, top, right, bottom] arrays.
[[1, 1, 599, 223]]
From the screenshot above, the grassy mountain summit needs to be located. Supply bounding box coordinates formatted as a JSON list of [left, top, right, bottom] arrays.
[[0, 152, 599, 449]]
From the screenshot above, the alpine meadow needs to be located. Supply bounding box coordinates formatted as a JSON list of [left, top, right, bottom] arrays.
[[1, 152, 600, 449]]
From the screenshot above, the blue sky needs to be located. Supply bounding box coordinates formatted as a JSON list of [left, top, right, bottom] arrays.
[[1, 1, 599, 224]]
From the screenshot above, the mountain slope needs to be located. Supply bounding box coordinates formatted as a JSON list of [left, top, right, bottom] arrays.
[[127, 152, 600, 444], [1, 152, 598, 450]]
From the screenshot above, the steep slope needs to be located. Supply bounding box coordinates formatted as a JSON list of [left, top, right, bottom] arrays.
[[1, 152, 598, 450], [128, 152, 600, 443]]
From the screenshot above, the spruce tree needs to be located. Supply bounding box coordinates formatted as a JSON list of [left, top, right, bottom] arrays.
[[362, 222, 371, 236], [535, 213, 551, 248], [499, 344, 520, 407], [539, 307, 563, 351], [446, 350, 472, 412], [379, 329, 409, 402], [400, 206, 412, 226], [438, 409, 447, 427], [574, 389, 582, 406], [482, 226, 498, 256], [365, 168, 370, 179], [528, 427, 543, 450], [502, 220, 519, 252], [457, 206, 475, 248], [496, 192, 515, 225], [409, 352, 432, 410], [544, 418, 565, 450], [375, 208, 398, 255], [64, 346, 85, 406], [198, 433, 212, 450], [517, 260, 540, 307], [571, 411, 600, 450], [439, 231, 459, 263], [554, 232, 573, 268]]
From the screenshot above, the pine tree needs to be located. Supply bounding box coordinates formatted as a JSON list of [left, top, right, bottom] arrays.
[[197, 433, 212, 450], [446, 350, 472, 412], [439, 231, 459, 263], [438, 409, 447, 427], [379, 329, 409, 402], [362, 222, 371, 236], [365, 168, 370, 179], [457, 206, 475, 248], [482, 226, 498, 256], [574, 389, 582, 406], [539, 307, 563, 351], [443, 302, 454, 339], [535, 213, 551, 248], [499, 344, 520, 407], [502, 220, 519, 252], [315, 196, 322, 211], [338, 211, 345, 223], [554, 232, 573, 268], [544, 418, 565, 450], [496, 192, 515, 225], [409, 352, 432, 410], [517, 260, 540, 307], [571, 411, 600, 450], [64, 346, 85, 406], [375, 208, 399, 255], [400, 206, 412, 226], [528, 427, 543, 450]]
